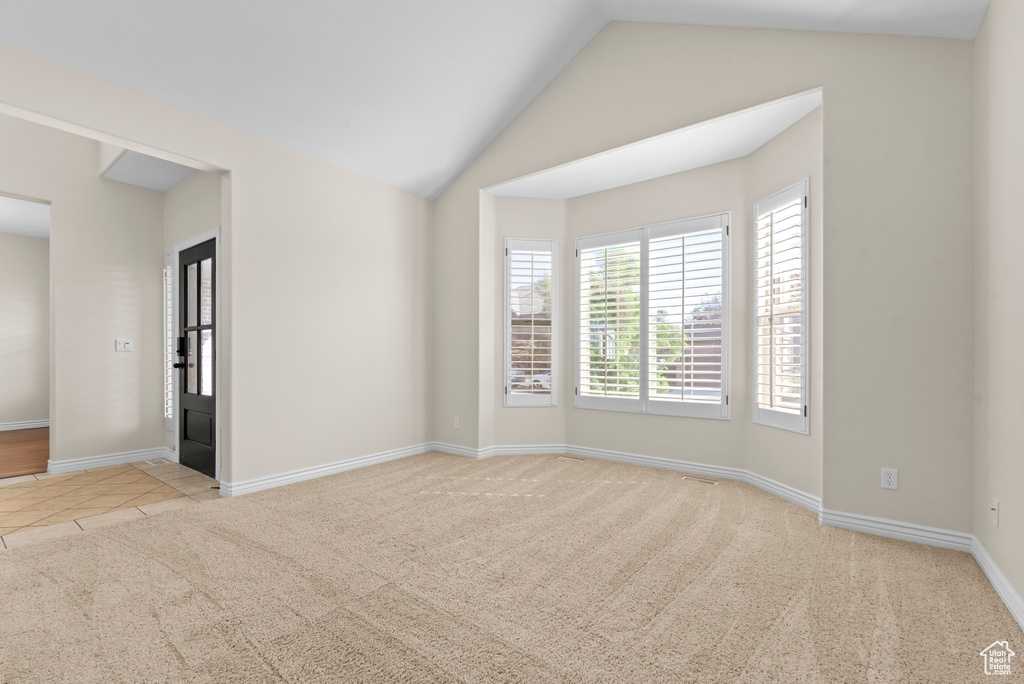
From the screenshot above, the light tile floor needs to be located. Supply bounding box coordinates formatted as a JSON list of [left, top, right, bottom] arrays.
[[0, 459, 220, 549]]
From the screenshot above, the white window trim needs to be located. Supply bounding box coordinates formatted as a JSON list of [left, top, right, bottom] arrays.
[[504, 238, 558, 407], [574, 213, 731, 420], [752, 179, 810, 435]]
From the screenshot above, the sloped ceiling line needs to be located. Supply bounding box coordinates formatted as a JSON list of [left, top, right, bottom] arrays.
[[0, 0, 988, 198]]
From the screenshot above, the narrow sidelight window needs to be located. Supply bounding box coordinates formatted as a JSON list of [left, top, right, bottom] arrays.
[[504, 239, 557, 407], [754, 179, 810, 434]]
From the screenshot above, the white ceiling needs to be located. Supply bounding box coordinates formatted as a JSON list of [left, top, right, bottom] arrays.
[[0, 1, 989, 199], [102, 150, 196, 192], [490, 89, 821, 199], [0, 195, 50, 239]]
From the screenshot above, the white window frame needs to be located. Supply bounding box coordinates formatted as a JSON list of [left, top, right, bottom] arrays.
[[752, 179, 810, 435], [504, 238, 558, 407], [574, 213, 731, 420]]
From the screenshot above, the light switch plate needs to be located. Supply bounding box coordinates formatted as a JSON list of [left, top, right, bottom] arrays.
[[115, 338, 133, 352]]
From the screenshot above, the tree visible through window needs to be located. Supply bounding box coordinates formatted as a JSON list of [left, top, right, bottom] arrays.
[[648, 229, 724, 404], [576, 214, 730, 419], [580, 243, 641, 398]]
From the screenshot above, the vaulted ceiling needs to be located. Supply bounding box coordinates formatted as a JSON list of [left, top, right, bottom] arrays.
[[0, 1, 989, 198]]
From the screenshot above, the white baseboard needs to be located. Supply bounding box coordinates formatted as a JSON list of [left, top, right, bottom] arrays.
[[972, 536, 1024, 633], [565, 443, 741, 477], [819, 508, 974, 553], [566, 445, 824, 514], [428, 441, 488, 459], [430, 441, 568, 459], [47, 446, 175, 474], [429, 442, 824, 515], [214, 438, 1024, 634], [220, 442, 435, 497], [816, 510, 1024, 632], [745, 470, 823, 513], [0, 420, 49, 432], [478, 443, 567, 459]]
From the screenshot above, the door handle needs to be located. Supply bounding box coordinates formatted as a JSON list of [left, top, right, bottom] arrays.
[[173, 362, 186, 369]]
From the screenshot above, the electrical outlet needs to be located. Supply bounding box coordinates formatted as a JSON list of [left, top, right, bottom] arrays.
[[881, 468, 898, 490], [991, 499, 1000, 526], [453, 416, 459, 429]]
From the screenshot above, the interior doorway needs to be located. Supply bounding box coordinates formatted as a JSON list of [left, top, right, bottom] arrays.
[[0, 109, 228, 493], [0, 194, 50, 479]]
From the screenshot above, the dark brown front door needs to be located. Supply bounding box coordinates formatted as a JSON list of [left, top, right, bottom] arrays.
[[177, 239, 216, 477]]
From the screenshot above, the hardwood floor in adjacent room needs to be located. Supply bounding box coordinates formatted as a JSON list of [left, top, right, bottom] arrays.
[[0, 428, 48, 479]]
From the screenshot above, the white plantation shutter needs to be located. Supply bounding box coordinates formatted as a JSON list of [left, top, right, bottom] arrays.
[[163, 254, 175, 430], [648, 216, 728, 418], [505, 239, 557, 407], [754, 180, 810, 434], [578, 232, 643, 411], [576, 214, 729, 418]]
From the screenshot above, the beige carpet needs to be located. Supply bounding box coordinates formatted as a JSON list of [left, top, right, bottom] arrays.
[[0, 452, 1019, 683]]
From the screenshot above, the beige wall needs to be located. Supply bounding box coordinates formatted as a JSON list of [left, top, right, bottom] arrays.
[[485, 196, 567, 447], [974, 0, 1024, 606], [433, 183, 480, 447], [0, 44, 433, 483], [0, 113, 166, 462], [0, 24, 986, 553], [564, 159, 747, 468], [562, 110, 826, 489], [231, 154, 430, 481], [479, 108, 823, 498], [744, 109, 823, 496], [163, 169, 222, 254], [434, 23, 974, 531], [477, 192, 497, 448], [0, 232, 50, 424], [161, 168, 223, 450]]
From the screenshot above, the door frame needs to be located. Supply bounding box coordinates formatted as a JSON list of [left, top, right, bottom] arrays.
[[167, 226, 221, 480]]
